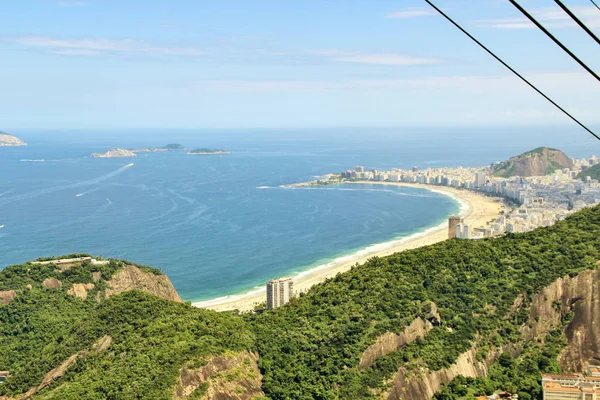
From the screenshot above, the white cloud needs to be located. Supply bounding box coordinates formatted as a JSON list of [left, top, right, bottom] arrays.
[[331, 53, 444, 66], [385, 8, 435, 19], [14, 36, 206, 57], [194, 71, 599, 94], [478, 6, 600, 29], [58, 1, 87, 6]]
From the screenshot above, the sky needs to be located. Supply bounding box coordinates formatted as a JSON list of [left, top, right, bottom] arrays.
[[1, 0, 599, 129]]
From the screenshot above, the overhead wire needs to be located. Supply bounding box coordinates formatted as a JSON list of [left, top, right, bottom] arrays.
[[590, 0, 600, 12], [508, 0, 600, 82], [423, 0, 600, 141], [554, 0, 600, 46]]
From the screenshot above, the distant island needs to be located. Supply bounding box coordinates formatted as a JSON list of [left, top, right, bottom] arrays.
[[187, 148, 230, 155], [0, 132, 27, 147], [91, 148, 137, 158], [130, 144, 185, 153]]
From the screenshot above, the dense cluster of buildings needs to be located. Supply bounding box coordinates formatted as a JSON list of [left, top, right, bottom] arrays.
[[542, 367, 600, 399], [341, 155, 600, 239]]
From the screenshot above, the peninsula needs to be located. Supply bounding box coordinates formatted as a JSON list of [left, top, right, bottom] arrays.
[[0, 132, 27, 147], [91, 148, 136, 158], [187, 148, 230, 155]]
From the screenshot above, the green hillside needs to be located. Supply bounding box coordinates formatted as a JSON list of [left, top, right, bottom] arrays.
[[576, 163, 600, 180], [2, 206, 600, 399]]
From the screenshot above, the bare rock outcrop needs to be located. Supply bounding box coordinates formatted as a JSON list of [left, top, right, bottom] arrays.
[[105, 265, 182, 302], [385, 269, 600, 400], [91, 148, 136, 158], [42, 278, 62, 289], [173, 351, 264, 400], [92, 271, 102, 282], [91, 335, 113, 354], [0, 133, 27, 147], [386, 345, 491, 400], [0, 290, 16, 305], [359, 317, 433, 370], [521, 269, 600, 371], [67, 283, 95, 300]]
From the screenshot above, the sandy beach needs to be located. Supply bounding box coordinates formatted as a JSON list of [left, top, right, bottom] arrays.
[[193, 182, 504, 312]]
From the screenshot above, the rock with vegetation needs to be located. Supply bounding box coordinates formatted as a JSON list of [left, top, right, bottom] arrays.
[[2, 206, 600, 399], [187, 148, 230, 155], [91, 148, 136, 158], [492, 147, 573, 177], [131, 143, 186, 153], [576, 163, 600, 181], [0, 132, 27, 146]]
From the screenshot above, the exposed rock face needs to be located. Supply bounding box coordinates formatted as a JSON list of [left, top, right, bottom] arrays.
[[0, 133, 27, 146], [105, 266, 182, 302], [385, 269, 600, 400], [92, 271, 102, 282], [386, 345, 491, 400], [91, 148, 136, 158], [520, 269, 600, 371], [359, 317, 433, 370], [91, 335, 113, 354], [0, 290, 16, 305], [19, 335, 112, 399], [492, 147, 573, 178], [173, 351, 264, 400], [42, 277, 62, 289], [67, 283, 95, 300]]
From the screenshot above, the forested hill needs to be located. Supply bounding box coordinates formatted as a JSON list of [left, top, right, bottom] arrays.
[[576, 163, 600, 181], [492, 147, 572, 177], [2, 206, 600, 399]]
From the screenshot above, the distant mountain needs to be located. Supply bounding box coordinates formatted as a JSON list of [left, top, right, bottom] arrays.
[[492, 147, 573, 178], [576, 163, 600, 180], [0, 132, 27, 147]]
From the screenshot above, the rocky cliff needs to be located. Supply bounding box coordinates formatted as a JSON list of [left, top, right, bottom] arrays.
[[492, 147, 573, 178], [104, 265, 182, 302], [0, 133, 27, 147], [173, 351, 264, 400], [385, 268, 600, 400]]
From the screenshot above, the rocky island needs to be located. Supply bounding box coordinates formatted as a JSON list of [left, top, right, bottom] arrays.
[[0, 132, 27, 147], [187, 148, 230, 155], [130, 143, 185, 153], [91, 148, 137, 158]]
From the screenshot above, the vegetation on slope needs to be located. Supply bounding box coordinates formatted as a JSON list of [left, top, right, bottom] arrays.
[[250, 206, 600, 399], [491, 147, 572, 178], [0, 260, 254, 399], [1, 205, 600, 399], [576, 163, 600, 180]]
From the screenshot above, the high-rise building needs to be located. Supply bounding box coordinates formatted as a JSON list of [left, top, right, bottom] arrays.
[[266, 277, 294, 310], [475, 173, 487, 188], [448, 215, 463, 239], [355, 166, 365, 173]]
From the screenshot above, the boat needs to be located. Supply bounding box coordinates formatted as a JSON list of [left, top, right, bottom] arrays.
[[0, 225, 4, 229]]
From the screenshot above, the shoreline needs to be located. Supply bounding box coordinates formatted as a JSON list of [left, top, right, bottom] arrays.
[[193, 182, 504, 312]]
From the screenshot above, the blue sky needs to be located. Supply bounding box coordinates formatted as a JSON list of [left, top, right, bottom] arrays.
[[1, 0, 599, 129]]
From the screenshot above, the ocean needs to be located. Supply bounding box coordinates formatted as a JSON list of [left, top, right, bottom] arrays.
[[1, 127, 598, 301]]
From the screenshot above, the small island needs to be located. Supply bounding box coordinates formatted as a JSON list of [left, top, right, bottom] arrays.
[[0, 132, 27, 147], [187, 148, 230, 155], [130, 144, 185, 153], [91, 148, 137, 158]]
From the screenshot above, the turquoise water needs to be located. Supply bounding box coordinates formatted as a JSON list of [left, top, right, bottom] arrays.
[[0, 127, 597, 301]]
